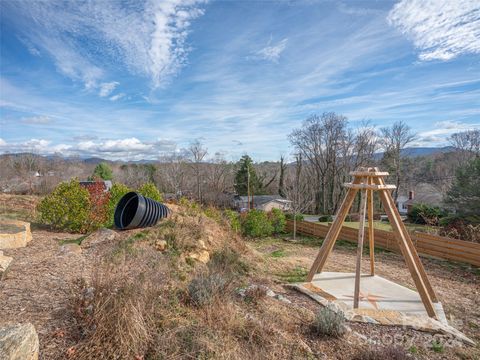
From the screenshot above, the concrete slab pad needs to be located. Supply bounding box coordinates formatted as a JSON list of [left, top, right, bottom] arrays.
[[310, 272, 446, 321], [291, 272, 475, 346]]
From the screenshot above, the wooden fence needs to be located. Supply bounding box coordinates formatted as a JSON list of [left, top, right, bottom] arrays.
[[285, 220, 480, 267]]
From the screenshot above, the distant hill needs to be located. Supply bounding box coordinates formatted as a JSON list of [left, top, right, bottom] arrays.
[[374, 146, 455, 160], [1, 146, 456, 164]]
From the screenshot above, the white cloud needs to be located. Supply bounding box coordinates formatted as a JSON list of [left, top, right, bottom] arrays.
[[0, 137, 177, 160], [21, 115, 53, 124], [99, 82, 119, 97], [416, 120, 480, 145], [9, 0, 207, 88], [109, 93, 126, 101], [388, 0, 480, 61], [251, 38, 288, 63]]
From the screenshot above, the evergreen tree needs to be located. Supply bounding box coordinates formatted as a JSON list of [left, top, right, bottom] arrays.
[[91, 162, 113, 181], [445, 157, 480, 219], [234, 155, 264, 196]]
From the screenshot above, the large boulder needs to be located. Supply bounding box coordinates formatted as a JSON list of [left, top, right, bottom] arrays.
[[0, 251, 13, 280], [0, 323, 39, 360], [0, 220, 32, 249], [81, 228, 116, 248]]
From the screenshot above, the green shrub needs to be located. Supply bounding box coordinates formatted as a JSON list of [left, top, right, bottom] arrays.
[[37, 179, 91, 233], [268, 208, 286, 234], [407, 204, 445, 225], [204, 206, 223, 223], [90, 162, 113, 180], [224, 210, 241, 233], [105, 183, 131, 228], [137, 182, 163, 202], [318, 215, 333, 222], [311, 304, 346, 338], [285, 213, 304, 221], [241, 209, 274, 238]]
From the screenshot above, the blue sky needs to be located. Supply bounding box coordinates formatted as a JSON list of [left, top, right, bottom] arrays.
[[0, 0, 479, 161]]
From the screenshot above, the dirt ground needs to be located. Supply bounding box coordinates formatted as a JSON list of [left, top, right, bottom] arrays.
[[0, 193, 479, 359], [1, 228, 479, 359], [251, 235, 480, 359]]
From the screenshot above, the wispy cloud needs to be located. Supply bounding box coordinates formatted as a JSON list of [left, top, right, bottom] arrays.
[[6, 0, 207, 89], [99, 82, 119, 97], [109, 93, 126, 102], [21, 115, 53, 124], [388, 0, 480, 61], [250, 38, 288, 63], [417, 120, 480, 142]]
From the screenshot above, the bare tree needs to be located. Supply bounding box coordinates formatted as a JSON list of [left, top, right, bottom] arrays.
[[159, 150, 189, 197], [278, 155, 287, 197], [8, 153, 39, 193], [379, 121, 416, 201], [449, 129, 480, 165], [284, 154, 313, 240], [188, 139, 208, 201], [289, 112, 349, 214]]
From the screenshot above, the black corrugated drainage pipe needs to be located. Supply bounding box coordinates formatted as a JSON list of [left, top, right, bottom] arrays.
[[114, 192, 170, 230]]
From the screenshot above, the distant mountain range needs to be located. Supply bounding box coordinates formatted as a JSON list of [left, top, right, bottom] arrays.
[[373, 146, 455, 160], [1, 146, 456, 164]]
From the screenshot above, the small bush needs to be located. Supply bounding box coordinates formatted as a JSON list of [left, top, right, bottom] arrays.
[[188, 272, 229, 307], [241, 209, 274, 238], [268, 208, 286, 234], [105, 183, 131, 228], [285, 213, 304, 221], [407, 204, 445, 225], [318, 215, 333, 222], [37, 179, 91, 233], [204, 206, 223, 223], [224, 209, 241, 233], [353, 346, 412, 360], [138, 182, 163, 202], [84, 181, 110, 229], [311, 305, 346, 338], [209, 247, 249, 276]]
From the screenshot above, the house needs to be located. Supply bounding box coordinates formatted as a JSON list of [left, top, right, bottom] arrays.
[[79, 180, 112, 192], [233, 195, 292, 212], [396, 194, 410, 215], [403, 183, 444, 212]]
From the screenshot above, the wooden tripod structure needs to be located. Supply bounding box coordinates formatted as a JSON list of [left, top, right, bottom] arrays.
[[307, 167, 439, 319]]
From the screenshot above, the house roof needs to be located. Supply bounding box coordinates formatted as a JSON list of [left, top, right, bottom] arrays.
[[403, 183, 443, 207]]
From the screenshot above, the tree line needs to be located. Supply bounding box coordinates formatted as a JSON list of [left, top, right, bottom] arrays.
[[1, 112, 479, 218]]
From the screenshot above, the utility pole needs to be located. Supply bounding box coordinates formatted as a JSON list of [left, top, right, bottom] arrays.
[[247, 164, 250, 210]]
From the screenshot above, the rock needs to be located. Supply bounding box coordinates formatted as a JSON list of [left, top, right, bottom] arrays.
[[81, 228, 116, 248], [187, 250, 210, 264], [59, 243, 82, 255], [0, 323, 39, 360], [0, 220, 32, 249], [274, 294, 292, 304], [0, 253, 13, 279], [155, 240, 167, 251], [197, 240, 207, 250]]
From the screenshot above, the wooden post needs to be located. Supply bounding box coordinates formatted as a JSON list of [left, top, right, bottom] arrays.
[[306, 176, 361, 281], [353, 185, 367, 309], [374, 175, 437, 303], [368, 176, 375, 276]]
